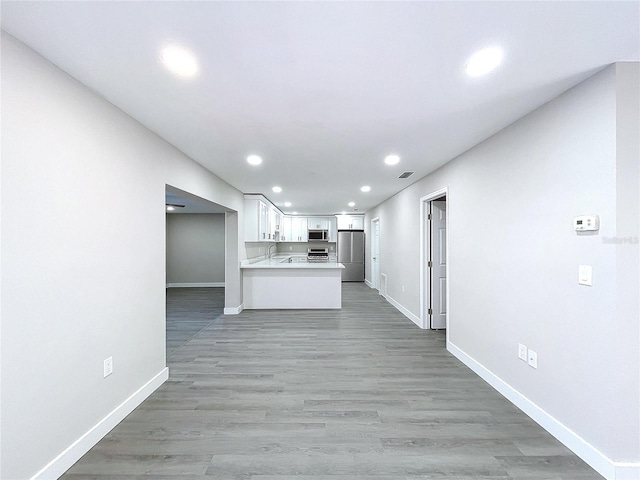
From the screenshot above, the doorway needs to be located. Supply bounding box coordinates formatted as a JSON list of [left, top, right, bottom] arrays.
[[165, 185, 230, 357], [371, 217, 380, 291], [420, 188, 449, 331]]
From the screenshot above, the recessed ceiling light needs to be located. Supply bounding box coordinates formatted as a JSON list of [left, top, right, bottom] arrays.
[[166, 206, 175, 211], [348, 202, 355, 207], [465, 47, 503, 77], [247, 155, 262, 166], [384, 155, 400, 165], [272, 186, 282, 193], [360, 186, 371, 192], [160, 45, 198, 78], [292, 211, 298, 215], [284, 202, 292, 207]]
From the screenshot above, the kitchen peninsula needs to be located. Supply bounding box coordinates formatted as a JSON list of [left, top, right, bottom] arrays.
[[241, 256, 345, 309]]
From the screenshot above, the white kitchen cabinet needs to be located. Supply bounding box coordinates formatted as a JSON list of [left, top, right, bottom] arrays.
[[336, 214, 365, 230], [259, 202, 269, 240], [308, 217, 330, 230], [328, 216, 337, 242], [279, 216, 307, 242], [245, 198, 267, 242], [268, 207, 281, 241], [352, 216, 365, 230], [245, 195, 284, 242], [291, 216, 308, 242], [280, 216, 292, 242]]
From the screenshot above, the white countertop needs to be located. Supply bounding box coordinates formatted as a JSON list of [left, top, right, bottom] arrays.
[[241, 256, 344, 269]]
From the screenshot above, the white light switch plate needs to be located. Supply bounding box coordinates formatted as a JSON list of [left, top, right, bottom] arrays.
[[518, 344, 527, 362], [104, 356, 113, 378], [528, 350, 538, 369], [578, 265, 592, 286]]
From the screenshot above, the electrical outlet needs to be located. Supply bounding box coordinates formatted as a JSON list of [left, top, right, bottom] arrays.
[[103, 356, 113, 378], [518, 343, 527, 361], [289, 246, 292, 251], [578, 265, 592, 286], [528, 350, 538, 369], [402, 285, 405, 293]]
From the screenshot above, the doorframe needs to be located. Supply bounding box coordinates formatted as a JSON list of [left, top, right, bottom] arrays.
[[370, 217, 380, 291], [419, 187, 450, 335]]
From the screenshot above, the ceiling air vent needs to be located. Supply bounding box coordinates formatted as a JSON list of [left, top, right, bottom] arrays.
[[398, 171, 414, 179]]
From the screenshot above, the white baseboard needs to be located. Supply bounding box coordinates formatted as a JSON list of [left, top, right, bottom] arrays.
[[365, 279, 387, 297], [224, 304, 243, 315], [31, 367, 169, 480], [447, 342, 639, 480], [166, 282, 224, 288], [384, 294, 422, 328]]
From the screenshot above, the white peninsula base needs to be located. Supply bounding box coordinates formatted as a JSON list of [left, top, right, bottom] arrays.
[[241, 260, 344, 309]]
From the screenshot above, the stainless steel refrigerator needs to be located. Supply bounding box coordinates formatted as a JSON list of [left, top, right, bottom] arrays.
[[337, 230, 365, 282]]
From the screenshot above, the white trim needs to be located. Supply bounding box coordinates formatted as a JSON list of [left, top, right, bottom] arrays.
[[166, 282, 224, 288], [379, 273, 388, 297], [370, 217, 380, 292], [613, 463, 640, 480], [224, 304, 243, 315], [31, 367, 169, 480], [419, 187, 449, 333], [384, 294, 422, 328], [364, 279, 373, 288], [447, 342, 639, 480]]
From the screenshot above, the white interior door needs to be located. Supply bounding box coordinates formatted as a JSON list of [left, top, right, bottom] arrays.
[[372, 219, 380, 290], [430, 201, 447, 329]]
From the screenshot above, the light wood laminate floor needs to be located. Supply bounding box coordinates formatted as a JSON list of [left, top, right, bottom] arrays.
[[62, 284, 603, 479]]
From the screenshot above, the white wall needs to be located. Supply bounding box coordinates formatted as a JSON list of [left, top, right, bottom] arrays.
[[166, 214, 225, 285], [0, 32, 247, 479], [365, 64, 639, 475]]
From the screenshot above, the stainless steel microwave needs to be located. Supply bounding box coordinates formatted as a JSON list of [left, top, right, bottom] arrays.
[[308, 229, 329, 241]]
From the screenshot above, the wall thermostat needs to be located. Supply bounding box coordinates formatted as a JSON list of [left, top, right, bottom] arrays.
[[574, 214, 599, 232]]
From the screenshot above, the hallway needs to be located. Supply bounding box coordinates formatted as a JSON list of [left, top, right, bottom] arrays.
[[61, 284, 601, 479]]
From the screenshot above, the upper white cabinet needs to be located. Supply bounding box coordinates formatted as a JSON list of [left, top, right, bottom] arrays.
[[280, 216, 292, 242], [336, 215, 365, 230], [244, 197, 266, 242], [308, 217, 330, 230], [270, 215, 307, 242], [328, 216, 337, 242], [245, 195, 284, 242], [269, 208, 281, 241], [245, 197, 340, 243], [290, 217, 308, 242]]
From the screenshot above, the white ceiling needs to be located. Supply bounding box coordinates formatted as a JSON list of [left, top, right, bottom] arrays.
[[2, 1, 638, 215]]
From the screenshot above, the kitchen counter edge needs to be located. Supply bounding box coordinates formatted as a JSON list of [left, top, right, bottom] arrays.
[[241, 258, 345, 269]]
